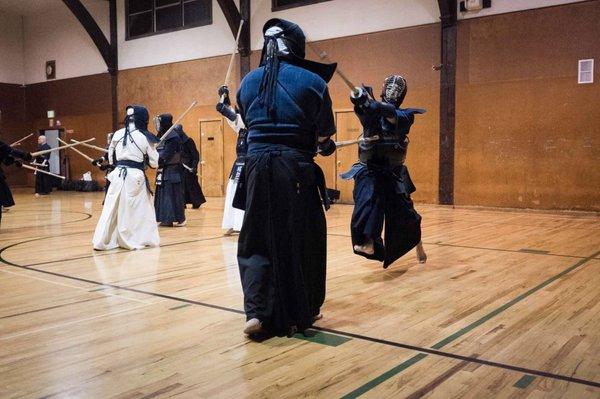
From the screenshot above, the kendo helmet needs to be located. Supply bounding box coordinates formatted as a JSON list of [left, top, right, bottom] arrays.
[[260, 18, 337, 82], [124, 105, 150, 130], [154, 113, 173, 137], [381, 75, 408, 107]]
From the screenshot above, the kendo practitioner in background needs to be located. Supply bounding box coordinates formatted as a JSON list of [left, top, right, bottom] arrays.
[[180, 128, 206, 209], [0, 140, 32, 225], [341, 75, 427, 268], [154, 114, 186, 227], [217, 85, 246, 235], [33, 135, 53, 196], [93, 105, 160, 250], [235, 19, 337, 337]]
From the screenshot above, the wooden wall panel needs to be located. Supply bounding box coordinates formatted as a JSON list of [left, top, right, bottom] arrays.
[[118, 25, 441, 204], [0, 83, 28, 187], [118, 54, 242, 190], [25, 73, 113, 184], [455, 1, 600, 211]]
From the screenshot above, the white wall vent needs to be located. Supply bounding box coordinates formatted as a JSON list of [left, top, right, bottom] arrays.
[[578, 59, 594, 84]]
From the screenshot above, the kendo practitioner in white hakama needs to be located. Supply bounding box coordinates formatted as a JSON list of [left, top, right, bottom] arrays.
[[154, 114, 187, 227], [92, 105, 160, 250], [234, 19, 337, 337], [217, 86, 247, 235], [33, 135, 53, 196], [341, 76, 426, 268]]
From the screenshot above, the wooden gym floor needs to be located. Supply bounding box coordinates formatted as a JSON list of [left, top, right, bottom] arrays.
[[1, 190, 599, 398]]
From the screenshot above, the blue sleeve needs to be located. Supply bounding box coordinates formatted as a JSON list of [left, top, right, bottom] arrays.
[[316, 86, 336, 137], [395, 109, 415, 126], [159, 137, 179, 165]]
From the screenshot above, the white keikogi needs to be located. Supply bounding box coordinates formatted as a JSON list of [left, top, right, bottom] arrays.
[[93, 105, 160, 250]]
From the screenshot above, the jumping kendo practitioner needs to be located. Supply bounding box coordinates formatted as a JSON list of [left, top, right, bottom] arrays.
[[341, 75, 427, 268], [32, 135, 53, 196], [93, 105, 160, 250], [216, 85, 247, 235], [234, 18, 337, 337], [154, 113, 187, 227], [179, 127, 206, 209], [0, 140, 32, 226]]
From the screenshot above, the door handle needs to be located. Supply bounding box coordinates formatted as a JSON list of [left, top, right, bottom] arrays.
[[200, 161, 206, 165], [337, 161, 341, 166]]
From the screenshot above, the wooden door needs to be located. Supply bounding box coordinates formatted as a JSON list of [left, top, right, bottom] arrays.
[[335, 111, 361, 204], [199, 119, 224, 197]]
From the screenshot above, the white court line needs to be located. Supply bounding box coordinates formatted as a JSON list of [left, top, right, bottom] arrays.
[[0, 267, 152, 304]]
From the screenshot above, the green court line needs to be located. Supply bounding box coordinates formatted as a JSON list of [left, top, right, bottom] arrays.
[[340, 354, 427, 399], [89, 286, 107, 292], [519, 249, 550, 254], [340, 250, 600, 398], [514, 374, 536, 389], [169, 304, 192, 310], [294, 329, 352, 347]]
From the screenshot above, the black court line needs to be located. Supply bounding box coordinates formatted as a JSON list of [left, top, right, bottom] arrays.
[[1, 242, 599, 390], [311, 326, 600, 390], [0, 232, 227, 269], [0, 210, 92, 229], [327, 233, 587, 259]]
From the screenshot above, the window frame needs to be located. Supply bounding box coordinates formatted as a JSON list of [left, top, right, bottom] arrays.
[[271, 0, 332, 12], [125, 0, 213, 41]]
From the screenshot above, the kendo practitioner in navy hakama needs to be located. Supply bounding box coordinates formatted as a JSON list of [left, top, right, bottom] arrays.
[[180, 130, 206, 209], [235, 19, 337, 337], [33, 135, 53, 196], [341, 75, 427, 268], [154, 114, 187, 227], [0, 140, 32, 226]]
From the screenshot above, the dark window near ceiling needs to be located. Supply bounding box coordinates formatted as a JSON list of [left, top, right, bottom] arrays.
[[126, 0, 212, 40], [272, 0, 332, 12], [184, 0, 211, 26], [156, 3, 182, 31]]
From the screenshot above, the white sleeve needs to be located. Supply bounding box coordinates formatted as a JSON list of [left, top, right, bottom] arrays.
[[225, 114, 246, 134], [108, 133, 117, 165], [146, 139, 159, 169]]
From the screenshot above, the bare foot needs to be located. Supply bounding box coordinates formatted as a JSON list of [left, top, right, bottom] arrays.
[[354, 239, 374, 255], [416, 241, 427, 264]]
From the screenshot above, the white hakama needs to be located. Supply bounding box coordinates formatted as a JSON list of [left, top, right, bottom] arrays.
[[221, 113, 246, 232], [221, 168, 244, 231], [93, 127, 160, 250]]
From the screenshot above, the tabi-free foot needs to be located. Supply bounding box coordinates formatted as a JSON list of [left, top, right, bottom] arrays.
[[354, 239, 375, 255], [416, 241, 427, 264], [243, 318, 263, 335]]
